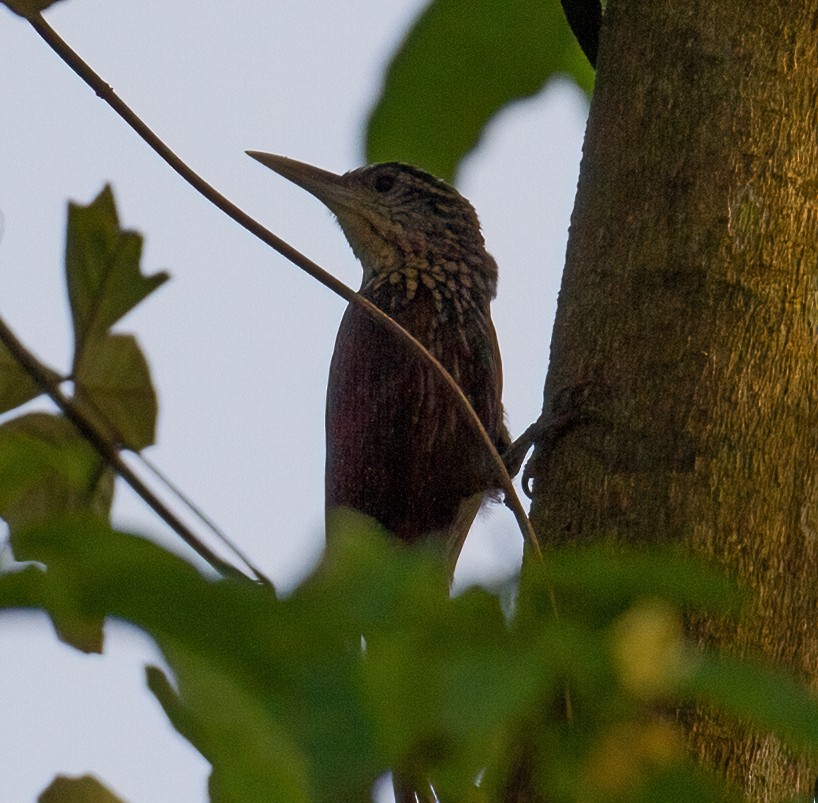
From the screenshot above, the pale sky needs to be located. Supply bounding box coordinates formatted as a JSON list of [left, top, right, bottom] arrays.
[[0, 1, 588, 800]]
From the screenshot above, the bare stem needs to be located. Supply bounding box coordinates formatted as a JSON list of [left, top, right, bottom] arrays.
[[26, 13, 542, 562]]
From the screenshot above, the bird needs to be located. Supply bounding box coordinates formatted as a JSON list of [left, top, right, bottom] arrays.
[[247, 152, 510, 577], [248, 152, 509, 802]]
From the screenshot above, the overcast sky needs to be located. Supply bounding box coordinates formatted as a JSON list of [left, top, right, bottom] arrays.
[[0, 1, 588, 800]]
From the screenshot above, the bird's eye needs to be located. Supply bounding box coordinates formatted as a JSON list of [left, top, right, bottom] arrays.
[[373, 173, 396, 193]]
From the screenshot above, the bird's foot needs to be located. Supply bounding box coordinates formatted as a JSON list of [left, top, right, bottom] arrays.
[[504, 381, 600, 498]]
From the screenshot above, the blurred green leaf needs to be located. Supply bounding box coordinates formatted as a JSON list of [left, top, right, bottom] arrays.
[[686, 652, 818, 750], [518, 543, 741, 628], [587, 756, 743, 803], [0, 338, 60, 414], [38, 774, 125, 803], [0, 562, 103, 653], [1, 518, 380, 801], [148, 662, 312, 803], [66, 185, 168, 358], [74, 333, 158, 450], [0, 413, 114, 533], [1, 515, 813, 802], [0, 414, 114, 652], [366, 0, 594, 181]]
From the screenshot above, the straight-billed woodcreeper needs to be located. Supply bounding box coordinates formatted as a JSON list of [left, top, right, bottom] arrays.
[[248, 152, 510, 573]]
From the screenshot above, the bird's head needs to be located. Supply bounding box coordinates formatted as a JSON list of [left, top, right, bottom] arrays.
[[247, 152, 496, 291]]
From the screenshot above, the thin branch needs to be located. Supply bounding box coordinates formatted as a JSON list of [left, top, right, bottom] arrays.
[[0, 316, 262, 584], [26, 13, 542, 561], [137, 451, 269, 583]]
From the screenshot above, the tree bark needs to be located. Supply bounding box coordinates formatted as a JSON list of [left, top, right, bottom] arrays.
[[527, 1, 818, 799]]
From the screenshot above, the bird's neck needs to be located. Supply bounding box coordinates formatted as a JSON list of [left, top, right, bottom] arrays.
[[358, 255, 497, 367], [360, 251, 497, 314]]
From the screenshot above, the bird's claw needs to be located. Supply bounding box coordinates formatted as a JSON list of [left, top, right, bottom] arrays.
[[504, 381, 600, 498]]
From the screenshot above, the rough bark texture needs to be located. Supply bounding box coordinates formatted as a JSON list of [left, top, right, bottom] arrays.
[[528, 1, 818, 799]]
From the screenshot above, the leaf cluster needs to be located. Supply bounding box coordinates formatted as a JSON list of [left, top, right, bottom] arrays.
[[0, 187, 167, 541], [2, 513, 817, 802]]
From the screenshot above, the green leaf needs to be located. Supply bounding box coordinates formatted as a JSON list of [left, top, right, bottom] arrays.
[[148, 660, 313, 803], [38, 774, 125, 803], [365, 0, 594, 181], [0, 337, 60, 414], [74, 333, 159, 450], [0, 518, 379, 801], [363, 585, 555, 797], [65, 186, 168, 358], [0, 518, 806, 803], [319, 517, 552, 796], [518, 543, 741, 628], [685, 652, 818, 750], [628, 764, 743, 803], [0, 562, 103, 653], [0, 413, 114, 534]]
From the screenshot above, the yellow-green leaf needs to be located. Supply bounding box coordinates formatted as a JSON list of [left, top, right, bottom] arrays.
[[74, 333, 158, 450], [66, 186, 168, 358], [0, 338, 60, 414], [38, 774, 125, 803], [0, 412, 114, 532]]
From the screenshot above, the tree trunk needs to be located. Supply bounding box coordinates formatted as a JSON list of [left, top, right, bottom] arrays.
[[527, 1, 818, 799]]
